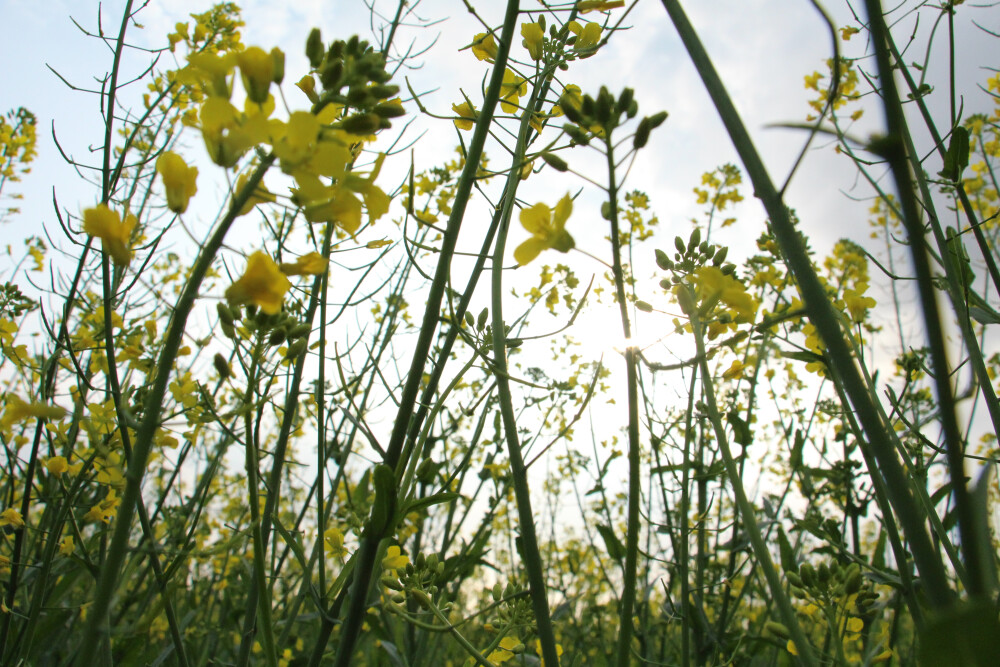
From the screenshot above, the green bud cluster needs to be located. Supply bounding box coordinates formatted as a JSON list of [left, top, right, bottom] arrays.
[[217, 302, 313, 360], [786, 560, 872, 602], [655, 226, 735, 288], [382, 552, 446, 602], [305, 29, 401, 134], [559, 86, 667, 152]]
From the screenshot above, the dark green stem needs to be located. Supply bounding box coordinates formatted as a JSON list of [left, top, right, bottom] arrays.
[[658, 0, 952, 608]]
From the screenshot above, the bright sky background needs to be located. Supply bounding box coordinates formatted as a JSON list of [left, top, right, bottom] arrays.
[[1, 0, 997, 375]]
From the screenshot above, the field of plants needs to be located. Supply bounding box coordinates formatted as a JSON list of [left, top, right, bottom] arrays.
[[1, 0, 999, 665]]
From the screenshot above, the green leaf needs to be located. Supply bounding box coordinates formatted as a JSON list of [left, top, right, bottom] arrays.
[[596, 523, 625, 560], [727, 410, 752, 446]]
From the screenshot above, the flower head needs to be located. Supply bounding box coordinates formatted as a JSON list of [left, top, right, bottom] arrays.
[[83, 204, 135, 267], [381, 545, 409, 571], [225, 251, 292, 315], [233, 171, 276, 216], [156, 151, 198, 214], [514, 193, 575, 265], [236, 46, 277, 104], [500, 70, 527, 113], [569, 20, 603, 51], [0, 508, 24, 529], [279, 252, 328, 276], [470, 32, 498, 62], [521, 22, 544, 60], [452, 101, 477, 131]]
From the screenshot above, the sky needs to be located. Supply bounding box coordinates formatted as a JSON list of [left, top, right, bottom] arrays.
[[1, 0, 997, 368]]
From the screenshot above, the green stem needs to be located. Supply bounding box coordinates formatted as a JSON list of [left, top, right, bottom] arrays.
[[862, 0, 983, 598], [77, 155, 275, 664], [658, 0, 952, 608], [320, 4, 522, 665], [689, 307, 818, 667], [603, 134, 643, 667], [488, 58, 560, 667]]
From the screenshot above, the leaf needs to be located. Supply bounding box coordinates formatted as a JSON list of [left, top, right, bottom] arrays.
[[780, 350, 826, 365], [400, 491, 461, 516], [727, 410, 752, 446], [777, 526, 796, 573], [596, 523, 625, 561]]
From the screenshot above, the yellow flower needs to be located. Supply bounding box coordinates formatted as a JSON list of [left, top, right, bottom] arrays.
[[569, 20, 602, 51], [452, 101, 477, 131], [324, 526, 348, 558], [3, 395, 66, 424], [83, 204, 135, 267], [59, 536, 74, 556], [500, 70, 527, 113], [692, 266, 758, 323], [84, 488, 121, 524], [225, 251, 292, 315], [514, 193, 575, 265], [45, 456, 69, 476], [236, 46, 277, 104], [0, 508, 24, 529], [156, 151, 198, 214], [521, 22, 544, 60], [199, 96, 269, 167], [488, 636, 521, 665], [842, 283, 876, 322], [233, 171, 276, 216], [381, 545, 409, 571], [273, 111, 321, 172], [296, 74, 319, 104], [470, 32, 498, 62], [577, 0, 626, 12], [279, 252, 328, 276]]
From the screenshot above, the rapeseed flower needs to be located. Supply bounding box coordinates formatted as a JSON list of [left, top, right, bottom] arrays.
[[452, 101, 477, 131], [83, 204, 136, 267], [225, 251, 292, 315], [0, 508, 24, 529], [470, 32, 498, 62], [156, 151, 198, 213], [521, 22, 544, 60], [500, 70, 527, 113], [514, 193, 575, 265], [279, 252, 328, 276]]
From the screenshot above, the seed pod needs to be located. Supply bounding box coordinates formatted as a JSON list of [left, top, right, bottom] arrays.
[[285, 337, 307, 360], [635, 300, 653, 313], [213, 353, 232, 379], [799, 562, 816, 588], [369, 463, 397, 534], [306, 28, 324, 69], [765, 621, 791, 639], [341, 112, 382, 135], [633, 116, 652, 149], [540, 152, 569, 172], [217, 302, 235, 327], [655, 249, 672, 271], [270, 47, 285, 84]]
